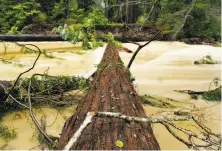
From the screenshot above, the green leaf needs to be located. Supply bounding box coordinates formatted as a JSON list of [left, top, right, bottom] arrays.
[[115, 140, 124, 148]]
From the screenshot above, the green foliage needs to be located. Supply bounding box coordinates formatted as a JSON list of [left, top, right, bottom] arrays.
[[140, 95, 175, 108], [0, 0, 220, 42], [0, 0, 40, 33], [202, 86, 221, 101], [84, 8, 108, 27], [194, 55, 220, 64], [34, 12, 48, 24], [214, 42, 222, 47], [136, 15, 146, 24], [183, 1, 221, 41], [24, 75, 90, 95], [157, 0, 221, 40], [77, 79, 89, 90], [106, 32, 123, 48], [42, 49, 63, 59], [52, 24, 104, 50], [51, 0, 79, 23], [0, 58, 25, 68], [8, 26, 21, 34], [0, 124, 17, 140], [115, 140, 124, 148]]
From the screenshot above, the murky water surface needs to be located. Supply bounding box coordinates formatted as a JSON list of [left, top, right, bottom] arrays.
[[0, 41, 221, 149]]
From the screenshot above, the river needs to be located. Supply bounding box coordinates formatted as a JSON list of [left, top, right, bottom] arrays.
[[0, 41, 221, 149]]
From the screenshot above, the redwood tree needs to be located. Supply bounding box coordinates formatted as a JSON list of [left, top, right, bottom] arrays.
[[56, 44, 160, 150]]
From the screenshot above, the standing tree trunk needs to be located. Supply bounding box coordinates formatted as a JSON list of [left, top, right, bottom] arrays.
[[56, 44, 160, 150]]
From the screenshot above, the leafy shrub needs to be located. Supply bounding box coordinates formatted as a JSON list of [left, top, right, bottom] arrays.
[[8, 26, 21, 34], [136, 15, 146, 24], [106, 32, 123, 47], [0, 124, 17, 140], [202, 86, 221, 101], [0, 0, 40, 33], [34, 12, 48, 24], [52, 24, 104, 50], [194, 55, 220, 64], [84, 8, 108, 27]]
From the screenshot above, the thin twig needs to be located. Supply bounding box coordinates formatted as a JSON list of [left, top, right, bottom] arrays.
[[27, 80, 53, 144]]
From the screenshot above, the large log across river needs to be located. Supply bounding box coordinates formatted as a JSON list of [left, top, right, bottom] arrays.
[[56, 44, 160, 150]]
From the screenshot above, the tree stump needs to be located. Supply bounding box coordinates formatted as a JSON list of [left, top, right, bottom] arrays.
[[56, 44, 160, 150]]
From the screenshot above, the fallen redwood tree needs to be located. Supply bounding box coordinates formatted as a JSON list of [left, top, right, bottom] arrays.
[[56, 44, 160, 150]]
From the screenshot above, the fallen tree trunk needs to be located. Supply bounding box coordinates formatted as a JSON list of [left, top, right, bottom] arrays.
[[0, 34, 63, 41], [56, 44, 160, 150]]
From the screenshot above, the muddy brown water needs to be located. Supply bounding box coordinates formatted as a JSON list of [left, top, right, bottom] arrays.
[[0, 41, 221, 150]]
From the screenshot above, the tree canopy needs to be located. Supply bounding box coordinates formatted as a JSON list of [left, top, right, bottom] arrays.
[[0, 0, 221, 41]]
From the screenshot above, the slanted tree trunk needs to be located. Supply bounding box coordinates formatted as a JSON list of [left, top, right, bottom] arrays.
[[56, 44, 160, 150]]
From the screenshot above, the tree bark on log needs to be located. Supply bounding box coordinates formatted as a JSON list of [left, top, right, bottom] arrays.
[[56, 44, 160, 150]]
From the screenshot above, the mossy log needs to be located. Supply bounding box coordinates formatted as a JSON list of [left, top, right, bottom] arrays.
[[56, 44, 160, 150]]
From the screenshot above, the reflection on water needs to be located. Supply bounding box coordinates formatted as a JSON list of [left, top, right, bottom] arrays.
[[0, 41, 221, 149]]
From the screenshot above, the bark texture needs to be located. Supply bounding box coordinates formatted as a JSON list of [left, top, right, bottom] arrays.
[[56, 44, 160, 150]]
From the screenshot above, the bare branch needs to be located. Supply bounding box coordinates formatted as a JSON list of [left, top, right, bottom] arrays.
[[172, 0, 197, 40], [1, 43, 42, 101], [27, 79, 53, 144], [127, 29, 162, 68]]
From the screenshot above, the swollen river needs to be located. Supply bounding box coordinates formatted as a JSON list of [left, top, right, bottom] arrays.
[[0, 41, 221, 149]]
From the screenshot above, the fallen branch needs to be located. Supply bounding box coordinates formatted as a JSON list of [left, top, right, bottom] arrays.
[[64, 111, 221, 150], [27, 79, 53, 144], [127, 30, 162, 68], [95, 111, 191, 123]]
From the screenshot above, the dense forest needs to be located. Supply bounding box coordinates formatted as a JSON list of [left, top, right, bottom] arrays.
[[0, 0, 221, 41]]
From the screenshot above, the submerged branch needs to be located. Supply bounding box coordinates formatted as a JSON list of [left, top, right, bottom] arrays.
[[27, 79, 53, 144]]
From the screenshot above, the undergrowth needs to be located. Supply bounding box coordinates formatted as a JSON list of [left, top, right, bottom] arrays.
[[0, 124, 17, 140], [202, 86, 221, 101], [1, 75, 90, 111], [194, 55, 220, 64]]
